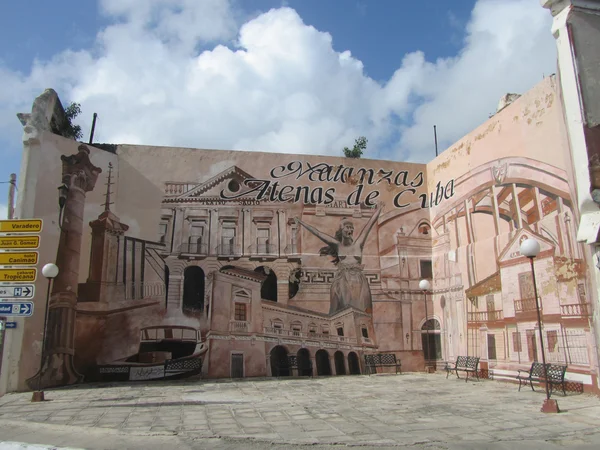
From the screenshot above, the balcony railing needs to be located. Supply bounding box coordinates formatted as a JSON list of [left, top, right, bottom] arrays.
[[247, 243, 277, 256], [514, 297, 541, 313], [217, 241, 242, 257], [467, 310, 504, 322], [179, 242, 208, 256], [164, 182, 195, 196], [561, 303, 590, 317], [263, 327, 357, 344], [229, 320, 249, 332], [361, 336, 373, 345]]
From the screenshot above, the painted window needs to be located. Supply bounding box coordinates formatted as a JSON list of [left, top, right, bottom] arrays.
[[518, 272, 534, 299], [420, 260, 432, 279], [189, 222, 204, 253], [158, 222, 168, 244], [222, 226, 236, 255], [512, 331, 522, 352], [547, 330, 558, 353], [257, 227, 270, 253], [234, 303, 247, 321]]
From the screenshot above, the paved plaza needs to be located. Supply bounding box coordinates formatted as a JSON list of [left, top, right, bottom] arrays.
[[1, 372, 600, 449]]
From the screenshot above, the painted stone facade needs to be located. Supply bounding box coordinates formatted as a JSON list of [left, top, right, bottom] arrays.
[[1, 73, 599, 394]]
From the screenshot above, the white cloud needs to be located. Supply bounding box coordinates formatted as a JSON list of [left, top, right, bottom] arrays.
[[0, 0, 555, 163]]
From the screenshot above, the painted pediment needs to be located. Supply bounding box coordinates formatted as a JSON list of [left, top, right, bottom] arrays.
[[498, 228, 555, 266], [163, 166, 256, 202]]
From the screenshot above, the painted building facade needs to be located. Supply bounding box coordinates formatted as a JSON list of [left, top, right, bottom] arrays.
[[1, 2, 600, 393]]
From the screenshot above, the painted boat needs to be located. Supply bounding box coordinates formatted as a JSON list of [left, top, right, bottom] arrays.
[[94, 325, 207, 382]]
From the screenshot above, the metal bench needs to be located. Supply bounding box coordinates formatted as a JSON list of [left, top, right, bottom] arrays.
[[516, 362, 568, 396], [364, 353, 402, 375], [445, 356, 480, 382]]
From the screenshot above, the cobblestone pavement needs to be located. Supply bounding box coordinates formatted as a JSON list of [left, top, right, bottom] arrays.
[[1, 373, 600, 449]]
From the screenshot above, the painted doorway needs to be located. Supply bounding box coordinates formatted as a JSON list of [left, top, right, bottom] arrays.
[[334, 351, 346, 375], [183, 266, 205, 314], [297, 348, 312, 376], [270, 345, 289, 377], [231, 353, 244, 378], [348, 352, 361, 375], [315, 349, 331, 376], [421, 318, 442, 361]]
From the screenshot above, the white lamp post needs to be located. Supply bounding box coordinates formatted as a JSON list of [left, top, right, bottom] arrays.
[[419, 279, 432, 372], [519, 238, 559, 413], [32, 263, 59, 402]]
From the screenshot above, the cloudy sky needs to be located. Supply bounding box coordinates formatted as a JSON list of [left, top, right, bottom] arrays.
[[0, 0, 556, 216]]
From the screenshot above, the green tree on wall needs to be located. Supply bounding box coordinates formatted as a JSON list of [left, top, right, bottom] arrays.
[[62, 102, 84, 140], [343, 136, 367, 158]]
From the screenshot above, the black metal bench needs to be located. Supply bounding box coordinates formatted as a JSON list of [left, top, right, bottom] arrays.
[[445, 356, 480, 382], [516, 362, 568, 396], [364, 353, 402, 375]]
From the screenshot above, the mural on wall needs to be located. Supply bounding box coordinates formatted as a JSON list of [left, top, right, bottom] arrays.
[[21, 78, 597, 390], [294, 206, 381, 315]]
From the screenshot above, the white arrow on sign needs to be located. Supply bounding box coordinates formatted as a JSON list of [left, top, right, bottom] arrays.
[[0, 284, 35, 299], [0, 302, 34, 317]]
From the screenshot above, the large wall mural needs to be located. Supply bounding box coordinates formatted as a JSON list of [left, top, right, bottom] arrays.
[[13, 76, 599, 392]]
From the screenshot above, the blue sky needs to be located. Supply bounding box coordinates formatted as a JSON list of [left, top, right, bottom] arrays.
[[0, 0, 556, 215]]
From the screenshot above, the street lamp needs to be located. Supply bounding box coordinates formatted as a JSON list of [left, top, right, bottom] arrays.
[[519, 238, 559, 413], [419, 279, 431, 372], [32, 263, 59, 402]]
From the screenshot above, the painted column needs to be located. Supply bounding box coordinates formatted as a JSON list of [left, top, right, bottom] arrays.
[[209, 208, 219, 255], [491, 185, 501, 261], [243, 208, 252, 255], [532, 187, 544, 232], [29, 144, 102, 389], [277, 209, 287, 257], [511, 184, 523, 229]]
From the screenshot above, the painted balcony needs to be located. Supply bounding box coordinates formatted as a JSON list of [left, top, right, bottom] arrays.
[[229, 320, 249, 332], [179, 242, 208, 257], [514, 297, 542, 314], [467, 310, 504, 322], [560, 303, 590, 317], [247, 243, 278, 258], [263, 327, 358, 344], [216, 241, 242, 258]]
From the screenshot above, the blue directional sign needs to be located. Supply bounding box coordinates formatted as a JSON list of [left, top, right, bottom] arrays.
[[0, 284, 35, 299], [0, 301, 34, 316], [5, 322, 17, 329]]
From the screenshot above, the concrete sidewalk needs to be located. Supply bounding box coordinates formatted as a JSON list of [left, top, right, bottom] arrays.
[[1, 373, 600, 448]]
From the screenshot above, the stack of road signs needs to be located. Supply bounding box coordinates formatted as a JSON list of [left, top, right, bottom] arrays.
[[0, 219, 42, 324]]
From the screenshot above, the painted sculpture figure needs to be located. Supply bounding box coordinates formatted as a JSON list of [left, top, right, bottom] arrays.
[[295, 204, 383, 314]]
